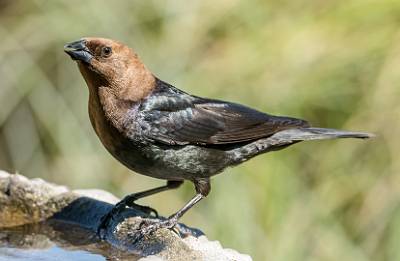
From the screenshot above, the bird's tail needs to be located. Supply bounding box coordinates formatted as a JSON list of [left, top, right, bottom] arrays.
[[272, 127, 374, 141], [229, 127, 374, 164]]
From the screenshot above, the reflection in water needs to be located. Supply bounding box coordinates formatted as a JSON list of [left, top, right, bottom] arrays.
[[0, 221, 140, 261]]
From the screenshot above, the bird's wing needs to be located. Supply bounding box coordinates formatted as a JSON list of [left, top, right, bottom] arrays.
[[138, 88, 309, 146]]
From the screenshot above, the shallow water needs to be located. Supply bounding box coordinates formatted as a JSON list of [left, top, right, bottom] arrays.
[[0, 221, 140, 261], [0, 247, 105, 261]]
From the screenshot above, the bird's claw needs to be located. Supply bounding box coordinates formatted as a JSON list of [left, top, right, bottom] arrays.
[[129, 217, 179, 244], [120, 194, 159, 218], [97, 203, 124, 238], [141, 217, 178, 234], [96, 198, 159, 239], [128, 202, 159, 218]]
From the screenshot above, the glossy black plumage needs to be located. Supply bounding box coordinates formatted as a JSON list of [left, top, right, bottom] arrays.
[[137, 79, 310, 146]]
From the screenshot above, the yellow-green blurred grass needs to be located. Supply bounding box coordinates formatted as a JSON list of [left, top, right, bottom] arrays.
[[0, 1, 399, 260]]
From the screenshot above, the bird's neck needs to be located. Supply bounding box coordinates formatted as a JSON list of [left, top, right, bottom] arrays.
[[78, 62, 155, 139], [86, 85, 139, 152], [114, 62, 156, 102], [97, 86, 138, 131], [77, 65, 137, 142]]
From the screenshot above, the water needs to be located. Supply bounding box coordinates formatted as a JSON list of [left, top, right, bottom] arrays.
[[0, 221, 140, 261], [0, 247, 105, 261]]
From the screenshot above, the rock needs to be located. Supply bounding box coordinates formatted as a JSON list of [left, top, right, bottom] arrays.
[[0, 170, 251, 261]]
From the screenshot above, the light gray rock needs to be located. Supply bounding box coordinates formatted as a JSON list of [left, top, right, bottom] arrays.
[[0, 170, 251, 261]]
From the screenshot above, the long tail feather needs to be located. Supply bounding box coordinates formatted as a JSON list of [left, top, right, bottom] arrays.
[[272, 127, 374, 141], [229, 127, 374, 164]]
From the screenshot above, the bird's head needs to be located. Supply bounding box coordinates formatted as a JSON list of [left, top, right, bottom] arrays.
[[64, 37, 155, 101]]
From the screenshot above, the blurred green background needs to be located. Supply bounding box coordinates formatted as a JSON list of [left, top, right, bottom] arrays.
[[0, 0, 398, 260]]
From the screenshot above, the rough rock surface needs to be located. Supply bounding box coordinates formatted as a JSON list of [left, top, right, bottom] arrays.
[[0, 170, 251, 261]]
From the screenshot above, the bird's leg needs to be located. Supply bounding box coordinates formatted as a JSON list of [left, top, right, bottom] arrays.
[[97, 180, 183, 237], [121, 180, 184, 217], [136, 178, 210, 240]]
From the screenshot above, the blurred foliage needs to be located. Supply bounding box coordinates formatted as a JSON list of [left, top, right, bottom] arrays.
[[0, 0, 398, 260]]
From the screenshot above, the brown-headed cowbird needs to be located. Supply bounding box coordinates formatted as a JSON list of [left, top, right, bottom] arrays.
[[64, 37, 373, 238]]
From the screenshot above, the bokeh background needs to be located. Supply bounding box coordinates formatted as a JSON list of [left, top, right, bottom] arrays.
[[0, 0, 398, 260]]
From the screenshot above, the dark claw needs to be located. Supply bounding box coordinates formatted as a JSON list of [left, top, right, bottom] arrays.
[[97, 203, 125, 238], [119, 194, 159, 217], [127, 217, 180, 244], [127, 202, 159, 218], [97, 197, 159, 238], [139, 217, 179, 241], [174, 223, 204, 238]]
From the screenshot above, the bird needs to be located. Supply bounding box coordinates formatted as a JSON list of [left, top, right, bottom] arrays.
[[64, 37, 373, 238]]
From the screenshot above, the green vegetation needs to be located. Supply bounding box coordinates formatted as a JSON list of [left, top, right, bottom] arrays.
[[0, 1, 397, 260]]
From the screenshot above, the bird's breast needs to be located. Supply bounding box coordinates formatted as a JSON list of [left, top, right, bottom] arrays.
[[87, 92, 156, 174], [88, 95, 124, 154]]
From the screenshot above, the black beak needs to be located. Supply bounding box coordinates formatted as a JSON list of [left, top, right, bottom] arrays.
[[64, 39, 93, 63]]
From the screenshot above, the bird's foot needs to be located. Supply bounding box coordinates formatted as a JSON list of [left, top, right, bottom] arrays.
[[97, 196, 159, 239], [97, 203, 124, 238], [120, 193, 159, 218], [141, 216, 179, 235], [126, 202, 159, 218], [129, 216, 179, 243]]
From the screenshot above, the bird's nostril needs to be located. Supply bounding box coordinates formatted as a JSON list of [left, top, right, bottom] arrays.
[[64, 39, 92, 63]]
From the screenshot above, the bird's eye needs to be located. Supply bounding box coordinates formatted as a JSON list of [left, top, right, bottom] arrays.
[[101, 46, 112, 57]]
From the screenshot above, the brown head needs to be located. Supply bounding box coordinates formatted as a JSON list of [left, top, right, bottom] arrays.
[[64, 37, 155, 101]]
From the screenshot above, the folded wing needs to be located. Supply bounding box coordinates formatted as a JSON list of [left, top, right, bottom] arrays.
[[138, 88, 309, 146]]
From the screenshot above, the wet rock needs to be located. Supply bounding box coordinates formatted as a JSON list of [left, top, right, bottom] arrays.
[[0, 171, 251, 261]]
